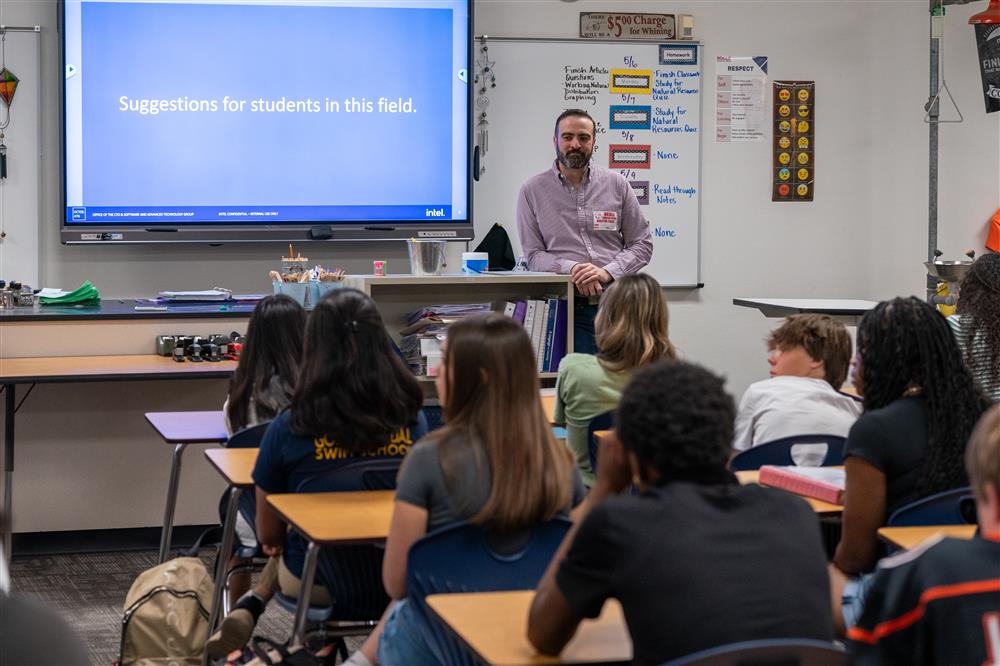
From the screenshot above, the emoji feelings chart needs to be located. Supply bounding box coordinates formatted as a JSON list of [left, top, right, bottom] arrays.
[[772, 81, 815, 202]]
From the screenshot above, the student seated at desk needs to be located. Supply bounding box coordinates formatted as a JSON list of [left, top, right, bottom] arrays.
[[223, 294, 306, 436], [832, 297, 990, 630], [529, 360, 833, 666], [220, 294, 306, 600], [363, 314, 585, 666], [947, 252, 1000, 402], [848, 404, 1000, 665], [732, 313, 861, 455], [207, 289, 427, 660], [554, 273, 676, 485]]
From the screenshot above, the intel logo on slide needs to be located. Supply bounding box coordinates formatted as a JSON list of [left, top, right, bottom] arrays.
[[425, 208, 445, 217]]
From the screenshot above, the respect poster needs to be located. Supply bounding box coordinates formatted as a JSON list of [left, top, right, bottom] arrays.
[[715, 56, 768, 142]]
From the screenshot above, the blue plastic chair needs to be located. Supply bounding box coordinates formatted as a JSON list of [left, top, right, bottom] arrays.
[[272, 458, 403, 633], [423, 404, 445, 432], [887, 486, 975, 527], [586, 410, 615, 474], [729, 434, 845, 471], [406, 519, 572, 666], [659, 638, 848, 665]]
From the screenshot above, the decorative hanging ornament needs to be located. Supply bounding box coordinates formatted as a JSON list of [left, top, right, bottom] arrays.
[[0, 68, 17, 107]]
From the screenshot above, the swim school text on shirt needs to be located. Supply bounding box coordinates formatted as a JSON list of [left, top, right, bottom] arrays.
[[313, 428, 414, 461]]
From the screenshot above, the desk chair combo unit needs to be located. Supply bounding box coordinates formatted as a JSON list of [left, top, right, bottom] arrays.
[[277, 459, 402, 649], [145, 410, 230, 563], [202, 422, 270, 651], [885, 486, 976, 527], [408, 519, 572, 665]]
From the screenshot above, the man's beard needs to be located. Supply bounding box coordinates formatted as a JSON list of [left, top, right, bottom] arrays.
[[558, 148, 590, 170]]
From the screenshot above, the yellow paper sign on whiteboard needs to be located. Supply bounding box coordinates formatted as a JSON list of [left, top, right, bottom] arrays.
[[610, 69, 653, 94]]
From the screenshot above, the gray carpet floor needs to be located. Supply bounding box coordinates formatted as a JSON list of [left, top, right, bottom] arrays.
[[10, 550, 363, 665]]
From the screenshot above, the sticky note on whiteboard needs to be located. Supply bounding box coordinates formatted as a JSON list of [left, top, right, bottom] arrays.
[[610, 69, 653, 94], [608, 144, 651, 169], [609, 105, 652, 129]]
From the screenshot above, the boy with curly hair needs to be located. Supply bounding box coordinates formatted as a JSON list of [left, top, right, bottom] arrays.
[[528, 361, 834, 664]]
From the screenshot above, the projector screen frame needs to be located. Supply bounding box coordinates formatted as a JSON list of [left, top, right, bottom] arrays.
[[58, 0, 476, 245]]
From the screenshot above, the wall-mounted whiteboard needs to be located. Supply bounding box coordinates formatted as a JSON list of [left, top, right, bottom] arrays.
[[473, 37, 702, 287]]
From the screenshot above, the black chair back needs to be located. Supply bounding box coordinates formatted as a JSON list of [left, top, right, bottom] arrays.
[[730, 434, 845, 471]]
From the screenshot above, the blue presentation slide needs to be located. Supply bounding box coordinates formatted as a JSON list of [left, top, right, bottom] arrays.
[[64, 1, 468, 224]]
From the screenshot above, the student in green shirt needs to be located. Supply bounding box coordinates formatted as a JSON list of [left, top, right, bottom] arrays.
[[554, 273, 676, 485]]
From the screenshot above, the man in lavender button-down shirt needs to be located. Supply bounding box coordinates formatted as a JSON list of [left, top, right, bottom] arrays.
[[516, 109, 653, 353]]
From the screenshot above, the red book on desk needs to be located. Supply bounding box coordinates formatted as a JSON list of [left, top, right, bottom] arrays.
[[758, 466, 845, 505]]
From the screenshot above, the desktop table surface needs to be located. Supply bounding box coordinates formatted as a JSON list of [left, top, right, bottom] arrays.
[[426, 590, 630, 666], [877, 525, 977, 550], [732, 298, 880, 316], [735, 470, 844, 515], [204, 447, 258, 486], [0, 354, 237, 383], [145, 410, 229, 444], [266, 490, 395, 545]]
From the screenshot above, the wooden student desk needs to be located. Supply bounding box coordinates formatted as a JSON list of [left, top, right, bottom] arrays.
[[146, 410, 229, 563], [427, 590, 631, 665], [0, 354, 236, 562], [877, 525, 977, 550], [203, 447, 259, 657], [541, 392, 556, 424], [265, 489, 395, 645]]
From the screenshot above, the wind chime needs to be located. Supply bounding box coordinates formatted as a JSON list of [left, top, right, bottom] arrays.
[[0, 30, 19, 180], [0, 29, 19, 240], [0, 29, 20, 241]]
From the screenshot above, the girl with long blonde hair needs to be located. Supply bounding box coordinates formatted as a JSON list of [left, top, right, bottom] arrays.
[[555, 272, 677, 484]]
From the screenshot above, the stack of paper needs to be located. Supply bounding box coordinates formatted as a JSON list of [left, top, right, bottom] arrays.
[[157, 288, 232, 303], [399, 303, 492, 373], [39, 281, 101, 305]]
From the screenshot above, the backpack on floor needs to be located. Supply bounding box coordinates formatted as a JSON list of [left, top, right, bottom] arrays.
[[117, 554, 213, 665]]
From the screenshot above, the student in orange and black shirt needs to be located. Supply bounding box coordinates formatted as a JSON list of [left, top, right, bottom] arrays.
[[849, 404, 1000, 665]]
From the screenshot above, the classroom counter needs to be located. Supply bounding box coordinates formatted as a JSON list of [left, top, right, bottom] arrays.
[[0, 275, 572, 541], [0, 299, 258, 322], [0, 301, 253, 539]]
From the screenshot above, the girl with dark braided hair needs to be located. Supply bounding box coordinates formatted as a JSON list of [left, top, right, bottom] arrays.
[[949, 253, 1000, 401], [831, 297, 990, 633]]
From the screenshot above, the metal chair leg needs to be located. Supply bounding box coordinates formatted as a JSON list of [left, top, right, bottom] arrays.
[[158, 443, 188, 563], [291, 542, 320, 648]]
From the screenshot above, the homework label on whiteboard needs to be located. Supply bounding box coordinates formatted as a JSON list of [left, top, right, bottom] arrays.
[[580, 13, 675, 40]]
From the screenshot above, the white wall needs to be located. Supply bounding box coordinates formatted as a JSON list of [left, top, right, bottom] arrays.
[[1, 0, 997, 532], [2, 0, 994, 395], [476, 0, 875, 393], [475, 0, 998, 394], [865, 1, 999, 298]]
